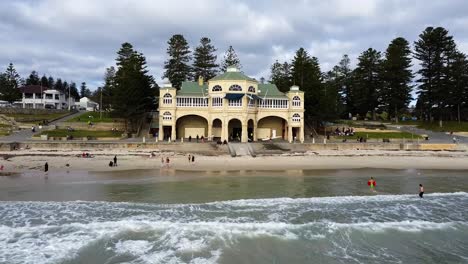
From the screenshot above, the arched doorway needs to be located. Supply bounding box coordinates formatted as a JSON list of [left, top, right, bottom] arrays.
[[228, 119, 242, 142], [248, 119, 254, 142], [212, 118, 222, 141], [176, 115, 208, 141], [257, 116, 287, 140]]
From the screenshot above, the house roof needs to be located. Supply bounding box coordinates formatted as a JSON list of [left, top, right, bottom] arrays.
[[18, 85, 44, 93], [258, 84, 287, 98], [209, 71, 256, 82], [178, 82, 208, 96]]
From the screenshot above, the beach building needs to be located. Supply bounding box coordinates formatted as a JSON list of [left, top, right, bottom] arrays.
[[158, 66, 305, 143], [78, 97, 99, 111], [16, 85, 72, 109]]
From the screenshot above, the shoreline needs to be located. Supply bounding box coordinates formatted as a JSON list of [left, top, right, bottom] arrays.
[[1, 149, 468, 174]]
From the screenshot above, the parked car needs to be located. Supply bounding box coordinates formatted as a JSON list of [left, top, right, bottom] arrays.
[[45, 104, 56, 109], [79, 107, 86, 111]]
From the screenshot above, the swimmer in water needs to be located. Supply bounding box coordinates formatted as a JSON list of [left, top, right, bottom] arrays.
[[368, 177, 376, 192]]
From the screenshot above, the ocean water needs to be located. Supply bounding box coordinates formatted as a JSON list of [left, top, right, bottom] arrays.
[[1, 169, 468, 263]]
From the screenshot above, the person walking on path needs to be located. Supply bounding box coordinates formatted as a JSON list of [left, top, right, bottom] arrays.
[[419, 184, 424, 198], [113, 155, 117, 167], [188, 155, 191, 163], [368, 177, 376, 192], [44, 162, 49, 173], [191, 155, 195, 163]]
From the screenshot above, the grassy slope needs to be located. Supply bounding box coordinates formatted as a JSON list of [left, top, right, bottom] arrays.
[[37, 129, 122, 138], [66, 112, 122, 123]]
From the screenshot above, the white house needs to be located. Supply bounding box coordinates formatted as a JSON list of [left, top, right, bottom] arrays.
[[78, 97, 99, 111], [17, 85, 74, 109]]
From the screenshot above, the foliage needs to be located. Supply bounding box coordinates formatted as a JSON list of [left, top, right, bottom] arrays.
[[192, 37, 218, 81], [220, 46, 242, 72], [112, 42, 156, 131], [269, 61, 292, 93], [163, 34, 192, 89], [0, 63, 22, 103]]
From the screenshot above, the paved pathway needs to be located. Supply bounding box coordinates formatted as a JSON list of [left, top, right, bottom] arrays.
[[386, 124, 468, 143]]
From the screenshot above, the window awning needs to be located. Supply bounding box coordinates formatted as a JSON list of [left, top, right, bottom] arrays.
[[224, 93, 245, 100]]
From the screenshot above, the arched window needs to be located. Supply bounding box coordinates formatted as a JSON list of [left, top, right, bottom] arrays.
[[248, 86, 255, 93], [292, 113, 301, 122], [292, 96, 301, 107], [229, 84, 242, 91], [163, 112, 172, 120], [163, 93, 172, 104], [212, 85, 222, 92]]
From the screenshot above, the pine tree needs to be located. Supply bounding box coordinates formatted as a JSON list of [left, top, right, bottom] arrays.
[[447, 51, 468, 122], [381, 37, 414, 121], [351, 48, 383, 118], [113, 42, 156, 131], [192, 37, 218, 81], [48, 76, 55, 89], [54, 78, 63, 92], [220, 46, 242, 72], [414, 27, 457, 121], [80, 82, 91, 98], [26, 71, 40, 85], [101, 66, 116, 110], [69, 82, 79, 100], [269, 61, 292, 93], [163, 34, 192, 89], [291, 48, 323, 120], [0, 63, 22, 103], [40, 75, 49, 88]]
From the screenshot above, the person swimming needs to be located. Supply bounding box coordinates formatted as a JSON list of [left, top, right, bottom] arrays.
[[368, 177, 376, 191], [419, 184, 424, 198]]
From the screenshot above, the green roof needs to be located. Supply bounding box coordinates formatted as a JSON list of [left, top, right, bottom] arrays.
[[178, 82, 208, 96], [210, 71, 256, 82], [258, 84, 287, 98]]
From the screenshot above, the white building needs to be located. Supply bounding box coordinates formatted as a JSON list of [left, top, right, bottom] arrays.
[[17, 85, 73, 109], [78, 97, 99, 111]]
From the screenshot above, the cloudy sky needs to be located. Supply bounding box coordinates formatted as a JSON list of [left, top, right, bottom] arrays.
[[1, 0, 468, 90]]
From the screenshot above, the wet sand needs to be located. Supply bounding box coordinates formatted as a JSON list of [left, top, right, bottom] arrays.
[[1, 149, 468, 174]]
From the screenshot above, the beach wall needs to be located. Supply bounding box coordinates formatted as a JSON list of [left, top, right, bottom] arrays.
[[9, 142, 228, 155]]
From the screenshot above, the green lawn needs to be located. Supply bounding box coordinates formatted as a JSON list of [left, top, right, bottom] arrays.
[[37, 129, 122, 138], [395, 120, 468, 132], [67, 112, 122, 123], [5, 112, 70, 123], [337, 131, 423, 139]]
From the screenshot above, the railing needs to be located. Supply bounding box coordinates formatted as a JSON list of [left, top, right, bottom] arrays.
[[176, 97, 208, 107], [258, 99, 289, 109]]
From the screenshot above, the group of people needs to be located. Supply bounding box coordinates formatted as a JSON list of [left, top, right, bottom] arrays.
[[334, 127, 355, 136], [367, 177, 424, 198], [188, 154, 195, 164], [188, 135, 204, 143], [108, 155, 118, 167], [161, 157, 171, 167]]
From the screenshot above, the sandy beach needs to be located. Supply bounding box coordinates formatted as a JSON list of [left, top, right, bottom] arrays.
[[2, 148, 468, 174]]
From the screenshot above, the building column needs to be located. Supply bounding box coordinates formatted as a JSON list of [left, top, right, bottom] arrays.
[[171, 123, 176, 142], [253, 122, 258, 142], [288, 124, 293, 143], [241, 124, 248, 143], [158, 120, 163, 141], [207, 122, 213, 141], [222, 118, 228, 142]]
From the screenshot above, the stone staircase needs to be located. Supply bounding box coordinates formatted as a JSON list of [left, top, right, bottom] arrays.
[[228, 143, 256, 157]]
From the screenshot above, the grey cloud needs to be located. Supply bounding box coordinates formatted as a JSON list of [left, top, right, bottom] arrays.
[[1, 0, 468, 90]]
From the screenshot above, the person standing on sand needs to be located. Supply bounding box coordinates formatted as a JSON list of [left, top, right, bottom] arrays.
[[191, 155, 195, 163], [188, 155, 191, 163], [419, 184, 424, 198], [44, 162, 49, 173], [368, 177, 376, 191], [113, 155, 117, 167]]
